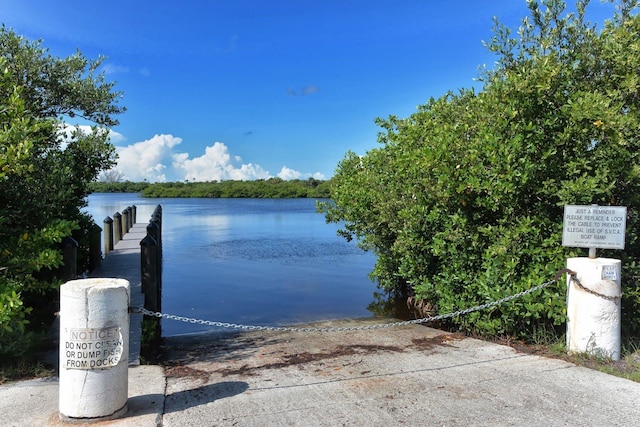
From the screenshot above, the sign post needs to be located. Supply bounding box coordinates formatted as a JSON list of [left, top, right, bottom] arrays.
[[562, 205, 625, 360]]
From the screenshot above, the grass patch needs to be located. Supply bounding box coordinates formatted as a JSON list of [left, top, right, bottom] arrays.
[[0, 329, 56, 385], [0, 361, 55, 385], [140, 316, 162, 364], [500, 327, 640, 383]]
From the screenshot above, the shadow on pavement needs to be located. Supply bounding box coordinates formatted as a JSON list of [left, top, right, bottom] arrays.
[[127, 393, 166, 417], [161, 330, 286, 365], [164, 381, 249, 413]]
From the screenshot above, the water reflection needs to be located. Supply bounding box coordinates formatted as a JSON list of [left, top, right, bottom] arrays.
[[86, 194, 387, 336]]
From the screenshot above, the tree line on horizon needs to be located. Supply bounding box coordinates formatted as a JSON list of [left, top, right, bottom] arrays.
[[89, 177, 333, 198]]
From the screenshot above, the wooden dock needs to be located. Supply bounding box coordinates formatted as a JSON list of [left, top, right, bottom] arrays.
[[89, 222, 148, 365]]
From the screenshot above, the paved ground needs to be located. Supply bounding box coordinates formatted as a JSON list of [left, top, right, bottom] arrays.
[[3, 318, 639, 426], [160, 319, 640, 427], [0, 365, 164, 427]]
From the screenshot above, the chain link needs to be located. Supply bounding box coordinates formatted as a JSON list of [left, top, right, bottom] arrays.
[[133, 270, 576, 333], [570, 274, 622, 301]]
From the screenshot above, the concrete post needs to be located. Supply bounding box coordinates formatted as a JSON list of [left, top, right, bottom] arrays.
[[104, 216, 114, 254], [566, 257, 622, 360], [59, 278, 130, 421], [113, 212, 122, 242]]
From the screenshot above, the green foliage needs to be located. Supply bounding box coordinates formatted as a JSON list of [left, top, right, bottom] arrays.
[[0, 27, 122, 365], [321, 0, 640, 339], [138, 178, 332, 199], [0, 24, 125, 127], [140, 317, 161, 363], [89, 180, 151, 193], [88, 177, 331, 198]]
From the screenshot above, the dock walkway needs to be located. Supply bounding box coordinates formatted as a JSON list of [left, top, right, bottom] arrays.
[[89, 222, 148, 365]]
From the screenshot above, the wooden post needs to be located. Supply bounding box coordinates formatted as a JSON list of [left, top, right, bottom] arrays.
[[113, 212, 122, 242], [62, 237, 78, 282], [126, 206, 133, 231], [146, 221, 162, 294], [104, 216, 114, 254], [152, 205, 162, 258], [122, 208, 130, 236], [131, 205, 137, 224], [146, 220, 160, 257], [89, 223, 102, 272], [140, 234, 161, 343], [140, 234, 160, 313]]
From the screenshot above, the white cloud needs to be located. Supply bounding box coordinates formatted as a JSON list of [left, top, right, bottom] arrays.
[[115, 134, 183, 182], [277, 166, 325, 181], [107, 129, 126, 144], [172, 142, 271, 182], [112, 134, 326, 183], [277, 166, 301, 180], [102, 63, 129, 75], [57, 124, 124, 149]]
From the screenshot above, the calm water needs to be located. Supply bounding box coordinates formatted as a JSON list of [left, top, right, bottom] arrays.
[[85, 193, 380, 336]]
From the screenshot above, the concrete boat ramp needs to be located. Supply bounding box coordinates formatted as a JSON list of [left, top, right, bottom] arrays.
[[2, 318, 640, 426]]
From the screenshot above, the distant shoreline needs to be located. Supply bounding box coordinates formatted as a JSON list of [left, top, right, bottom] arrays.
[[90, 178, 332, 198]]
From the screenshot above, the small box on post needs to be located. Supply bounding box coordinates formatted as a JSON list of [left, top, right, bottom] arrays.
[[562, 204, 626, 360], [59, 278, 130, 422]]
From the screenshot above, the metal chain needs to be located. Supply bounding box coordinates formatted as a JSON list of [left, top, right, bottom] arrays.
[[133, 270, 572, 333], [570, 274, 622, 301]]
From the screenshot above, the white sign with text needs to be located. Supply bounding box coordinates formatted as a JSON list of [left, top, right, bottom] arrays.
[[562, 205, 627, 250], [63, 327, 124, 370]]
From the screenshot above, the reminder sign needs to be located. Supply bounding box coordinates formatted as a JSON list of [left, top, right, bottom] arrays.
[[63, 327, 124, 370], [562, 205, 627, 249]]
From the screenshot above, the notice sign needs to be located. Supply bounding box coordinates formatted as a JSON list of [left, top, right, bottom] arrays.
[[63, 327, 124, 370], [562, 205, 627, 249]]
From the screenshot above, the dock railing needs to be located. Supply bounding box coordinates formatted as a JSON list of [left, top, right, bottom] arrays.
[[140, 204, 163, 352], [62, 203, 163, 319], [141, 205, 162, 315]]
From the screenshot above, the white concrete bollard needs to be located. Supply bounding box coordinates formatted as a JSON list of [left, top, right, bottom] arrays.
[[566, 257, 622, 360], [59, 278, 130, 422]]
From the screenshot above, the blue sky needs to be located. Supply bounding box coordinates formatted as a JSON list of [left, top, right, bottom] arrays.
[[1, 1, 618, 182]]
